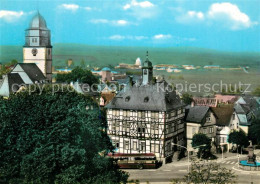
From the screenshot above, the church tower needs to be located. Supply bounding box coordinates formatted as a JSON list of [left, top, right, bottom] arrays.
[[23, 12, 52, 82], [142, 51, 153, 85]]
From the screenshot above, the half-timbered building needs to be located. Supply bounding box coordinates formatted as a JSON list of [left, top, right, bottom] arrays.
[[105, 53, 185, 163]]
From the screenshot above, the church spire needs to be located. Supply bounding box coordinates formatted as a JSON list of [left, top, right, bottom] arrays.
[[142, 51, 153, 85]]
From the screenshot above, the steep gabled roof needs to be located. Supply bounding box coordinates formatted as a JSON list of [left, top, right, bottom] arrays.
[[8, 73, 25, 93], [18, 63, 46, 82], [0, 73, 25, 97], [211, 105, 234, 126], [106, 81, 183, 111], [185, 106, 209, 123]]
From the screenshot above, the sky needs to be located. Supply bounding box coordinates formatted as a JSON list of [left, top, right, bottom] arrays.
[[0, 0, 260, 52]]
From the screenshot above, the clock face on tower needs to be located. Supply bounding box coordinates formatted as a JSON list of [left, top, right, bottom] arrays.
[[32, 48, 38, 56]]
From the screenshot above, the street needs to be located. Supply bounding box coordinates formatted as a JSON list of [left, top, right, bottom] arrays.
[[124, 155, 260, 184]]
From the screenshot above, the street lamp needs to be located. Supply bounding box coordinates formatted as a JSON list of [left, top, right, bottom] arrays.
[[172, 143, 206, 182]]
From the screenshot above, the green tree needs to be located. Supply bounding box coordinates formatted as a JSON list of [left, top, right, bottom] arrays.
[[248, 119, 260, 145], [0, 85, 128, 184], [192, 133, 214, 159], [0, 59, 18, 78], [228, 130, 249, 151], [182, 93, 193, 105], [184, 160, 237, 184], [56, 67, 99, 85], [10, 59, 18, 66]]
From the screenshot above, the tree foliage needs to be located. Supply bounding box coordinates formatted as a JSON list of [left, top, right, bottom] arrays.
[[56, 67, 99, 85], [0, 85, 128, 184], [228, 130, 249, 149], [184, 160, 237, 184], [191, 133, 214, 159], [0, 59, 18, 79], [182, 93, 193, 105], [248, 119, 260, 145]]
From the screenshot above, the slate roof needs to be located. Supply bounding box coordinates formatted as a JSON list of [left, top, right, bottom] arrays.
[[234, 96, 260, 118], [29, 12, 48, 29], [18, 63, 46, 82], [106, 80, 183, 111], [8, 73, 25, 93], [116, 75, 141, 85], [211, 106, 234, 126], [185, 106, 209, 123]]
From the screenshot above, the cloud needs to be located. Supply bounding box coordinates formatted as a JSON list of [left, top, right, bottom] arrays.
[[90, 19, 131, 26], [109, 35, 125, 40], [108, 35, 148, 40], [0, 10, 24, 22], [123, 0, 157, 19], [153, 34, 172, 39], [123, 0, 154, 10], [188, 11, 204, 20], [176, 10, 204, 23], [175, 2, 257, 30], [116, 20, 128, 26], [207, 2, 257, 30], [84, 7, 92, 11], [90, 19, 109, 24], [60, 4, 79, 11]]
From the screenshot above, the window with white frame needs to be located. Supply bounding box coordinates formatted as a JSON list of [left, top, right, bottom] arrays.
[[203, 128, 207, 134], [151, 112, 159, 120], [122, 122, 130, 132], [209, 127, 214, 133], [111, 121, 116, 130], [151, 143, 159, 153], [140, 142, 146, 151], [115, 121, 120, 131], [151, 123, 159, 135], [124, 141, 129, 149], [133, 141, 137, 150]]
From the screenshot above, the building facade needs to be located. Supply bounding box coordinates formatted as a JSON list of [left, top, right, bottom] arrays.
[[231, 96, 260, 134], [185, 106, 217, 151], [106, 53, 185, 163], [23, 12, 52, 82]]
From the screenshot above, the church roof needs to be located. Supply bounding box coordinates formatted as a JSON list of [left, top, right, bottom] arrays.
[[29, 12, 48, 29], [142, 51, 153, 68], [105, 81, 183, 111], [7, 73, 24, 93], [17, 63, 46, 83]]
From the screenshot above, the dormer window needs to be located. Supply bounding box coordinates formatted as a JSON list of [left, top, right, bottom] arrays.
[[125, 96, 130, 102], [144, 97, 149, 103]]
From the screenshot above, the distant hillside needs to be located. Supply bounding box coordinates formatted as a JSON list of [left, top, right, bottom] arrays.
[[1, 44, 260, 68]]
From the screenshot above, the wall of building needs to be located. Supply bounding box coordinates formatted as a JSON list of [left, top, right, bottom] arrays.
[[106, 108, 185, 162]]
